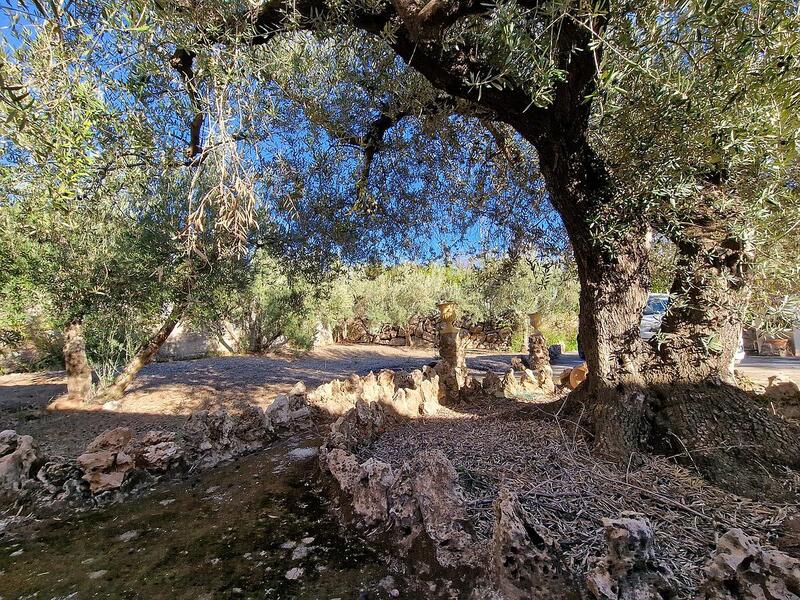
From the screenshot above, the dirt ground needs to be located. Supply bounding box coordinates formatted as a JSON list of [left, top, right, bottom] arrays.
[[0, 434, 399, 600], [0, 343, 798, 458]]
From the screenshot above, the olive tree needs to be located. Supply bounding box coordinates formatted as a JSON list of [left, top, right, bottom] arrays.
[[149, 0, 800, 495]]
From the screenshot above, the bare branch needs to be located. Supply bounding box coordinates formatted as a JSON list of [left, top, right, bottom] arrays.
[[170, 48, 204, 161]]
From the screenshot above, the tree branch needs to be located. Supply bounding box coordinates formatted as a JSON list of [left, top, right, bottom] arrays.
[[170, 48, 204, 161]]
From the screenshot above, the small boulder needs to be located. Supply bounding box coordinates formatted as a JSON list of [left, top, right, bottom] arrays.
[[266, 394, 312, 432], [482, 371, 504, 398], [501, 370, 518, 398], [76, 428, 135, 493], [183, 409, 236, 468], [0, 430, 43, 494], [325, 399, 386, 452], [36, 458, 84, 497], [586, 514, 676, 600], [765, 374, 800, 401], [697, 528, 800, 600], [86, 427, 132, 452], [492, 489, 580, 600], [401, 450, 477, 568], [130, 431, 184, 472], [763, 374, 800, 422], [285, 567, 304, 580], [326, 448, 395, 527], [289, 381, 307, 396], [183, 407, 274, 469], [419, 374, 440, 415]]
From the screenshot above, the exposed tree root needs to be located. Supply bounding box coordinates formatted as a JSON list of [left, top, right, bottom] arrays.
[[648, 381, 800, 500], [564, 380, 800, 500]]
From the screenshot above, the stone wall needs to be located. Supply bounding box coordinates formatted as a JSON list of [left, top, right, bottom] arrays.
[[339, 314, 515, 350], [156, 321, 241, 361]]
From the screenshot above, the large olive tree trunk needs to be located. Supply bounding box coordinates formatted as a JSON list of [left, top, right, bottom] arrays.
[[536, 133, 656, 460], [536, 136, 800, 498], [653, 215, 752, 383], [98, 304, 185, 401], [64, 320, 93, 403]]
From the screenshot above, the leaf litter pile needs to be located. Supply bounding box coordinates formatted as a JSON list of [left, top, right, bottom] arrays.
[[358, 397, 799, 595]]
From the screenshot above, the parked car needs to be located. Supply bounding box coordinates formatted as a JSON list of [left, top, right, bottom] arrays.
[[578, 293, 746, 363]]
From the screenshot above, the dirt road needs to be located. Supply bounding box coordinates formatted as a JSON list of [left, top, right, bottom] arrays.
[[1, 344, 797, 457]]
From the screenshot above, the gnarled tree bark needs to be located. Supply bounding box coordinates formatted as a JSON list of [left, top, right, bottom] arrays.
[[64, 319, 93, 403]]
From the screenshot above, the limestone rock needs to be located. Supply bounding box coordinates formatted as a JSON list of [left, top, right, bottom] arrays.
[[378, 369, 396, 390], [586, 514, 676, 600], [482, 371, 504, 398], [130, 431, 184, 472], [492, 489, 580, 600], [389, 387, 423, 419], [75, 427, 139, 493], [324, 447, 477, 570], [763, 374, 800, 422], [266, 394, 311, 433], [501, 370, 518, 398], [306, 379, 358, 417], [395, 370, 423, 390], [460, 374, 483, 401], [510, 357, 526, 372], [361, 372, 393, 405], [183, 409, 235, 468], [765, 374, 800, 401], [183, 407, 273, 469], [402, 449, 476, 568], [697, 528, 800, 600], [387, 465, 424, 551], [77, 445, 134, 493], [35, 458, 87, 501], [0, 430, 43, 494], [86, 427, 132, 452], [419, 373, 441, 415], [519, 368, 554, 395], [326, 448, 395, 527], [288, 381, 307, 396], [326, 399, 386, 451]]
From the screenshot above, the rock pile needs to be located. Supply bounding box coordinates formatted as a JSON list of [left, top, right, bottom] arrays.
[[159, 384, 314, 473], [309, 367, 441, 421], [77, 427, 185, 493], [76, 427, 137, 493], [313, 368, 800, 599], [482, 367, 556, 398], [3, 388, 314, 507], [184, 391, 312, 469]]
